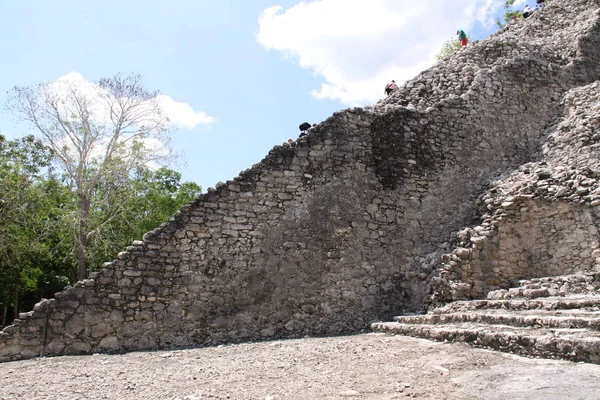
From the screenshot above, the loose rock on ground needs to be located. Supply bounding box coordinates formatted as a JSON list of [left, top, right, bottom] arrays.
[[1, 333, 600, 400]]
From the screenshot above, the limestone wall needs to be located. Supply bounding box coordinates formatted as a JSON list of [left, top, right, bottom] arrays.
[[433, 79, 600, 303], [495, 202, 599, 279], [1, 0, 600, 362], [435, 198, 600, 301]]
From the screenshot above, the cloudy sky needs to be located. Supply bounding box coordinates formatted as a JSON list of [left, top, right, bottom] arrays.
[[0, 0, 526, 190]]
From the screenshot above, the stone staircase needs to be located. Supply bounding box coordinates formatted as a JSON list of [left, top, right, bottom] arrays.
[[372, 273, 600, 364]]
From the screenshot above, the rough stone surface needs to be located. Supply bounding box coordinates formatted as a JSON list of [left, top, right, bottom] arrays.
[[3, 333, 600, 400], [372, 273, 600, 363], [2, 0, 600, 363]]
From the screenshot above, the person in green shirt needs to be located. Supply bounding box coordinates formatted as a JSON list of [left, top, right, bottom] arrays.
[[457, 29, 468, 47]]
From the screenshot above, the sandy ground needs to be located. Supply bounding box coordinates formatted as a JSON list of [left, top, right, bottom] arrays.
[[1, 332, 600, 400]]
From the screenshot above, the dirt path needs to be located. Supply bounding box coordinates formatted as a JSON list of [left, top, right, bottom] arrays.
[[1, 332, 600, 400]]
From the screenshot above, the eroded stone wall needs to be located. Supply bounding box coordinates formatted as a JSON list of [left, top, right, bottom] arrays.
[[496, 202, 600, 278], [433, 78, 600, 303], [436, 199, 600, 300], [1, 0, 600, 362]]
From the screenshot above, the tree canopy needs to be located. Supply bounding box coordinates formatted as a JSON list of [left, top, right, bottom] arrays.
[[1, 73, 201, 324], [6, 73, 179, 280], [0, 134, 72, 325], [0, 133, 199, 325], [496, 0, 523, 27]]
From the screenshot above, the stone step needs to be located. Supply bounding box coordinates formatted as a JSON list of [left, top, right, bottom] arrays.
[[491, 285, 600, 300], [371, 321, 600, 364], [394, 311, 600, 331], [430, 308, 600, 317], [518, 272, 600, 286], [487, 273, 600, 300], [431, 295, 600, 314]]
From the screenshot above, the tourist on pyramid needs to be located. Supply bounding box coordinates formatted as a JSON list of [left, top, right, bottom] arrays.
[[456, 29, 468, 47], [523, 5, 533, 18], [385, 80, 398, 96], [299, 122, 311, 137]]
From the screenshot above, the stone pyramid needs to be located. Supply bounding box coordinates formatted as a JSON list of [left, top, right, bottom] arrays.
[[2, 0, 600, 363]]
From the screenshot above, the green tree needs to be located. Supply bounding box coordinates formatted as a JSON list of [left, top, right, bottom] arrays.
[[129, 167, 201, 234], [0, 133, 198, 325], [496, 0, 523, 27], [0, 135, 72, 324], [6, 73, 177, 280], [86, 167, 201, 267], [435, 37, 462, 61]]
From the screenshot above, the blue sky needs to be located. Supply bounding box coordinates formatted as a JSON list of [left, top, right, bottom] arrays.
[[0, 0, 524, 190]]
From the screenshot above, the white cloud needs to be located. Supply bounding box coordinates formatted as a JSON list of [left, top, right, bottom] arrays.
[[256, 0, 506, 106], [157, 95, 215, 129], [52, 71, 215, 130], [39, 71, 216, 170]]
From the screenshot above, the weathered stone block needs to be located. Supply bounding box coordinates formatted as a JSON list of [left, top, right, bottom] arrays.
[[98, 336, 119, 350], [66, 314, 85, 335], [91, 323, 114, 339], [123, 270, 142, 277]]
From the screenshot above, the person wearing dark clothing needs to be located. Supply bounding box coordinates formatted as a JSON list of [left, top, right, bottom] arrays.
[[299, 122, 311, 137]]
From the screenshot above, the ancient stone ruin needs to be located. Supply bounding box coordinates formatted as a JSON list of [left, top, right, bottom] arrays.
[[2, 0, 600, 363]]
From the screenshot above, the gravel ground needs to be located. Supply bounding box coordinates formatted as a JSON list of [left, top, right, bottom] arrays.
[[1, 332, 600, 400]]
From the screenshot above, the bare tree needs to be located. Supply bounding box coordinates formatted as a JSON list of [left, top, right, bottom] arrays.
[[6, 72, 175, 280]]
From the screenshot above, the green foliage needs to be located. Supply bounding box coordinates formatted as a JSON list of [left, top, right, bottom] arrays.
[[0, 132, 200, 324], [6, 73, 178, 280], [130, 167, 201, 233], [0, 134, 74, 321], [436, 37, 462, 61], [496, 0, 523, 27], [85, 166, 201, 270]]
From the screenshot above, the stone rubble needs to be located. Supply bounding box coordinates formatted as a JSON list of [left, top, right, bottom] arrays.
[[372, 1, 600, 362], [429, 78, 600, 304], [2, 0, 600, 363]]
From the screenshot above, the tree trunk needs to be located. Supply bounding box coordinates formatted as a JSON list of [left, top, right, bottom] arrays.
[[1, 305, 6, 327], [77, 194, 90, 281], [13, 284, 18, 323]]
